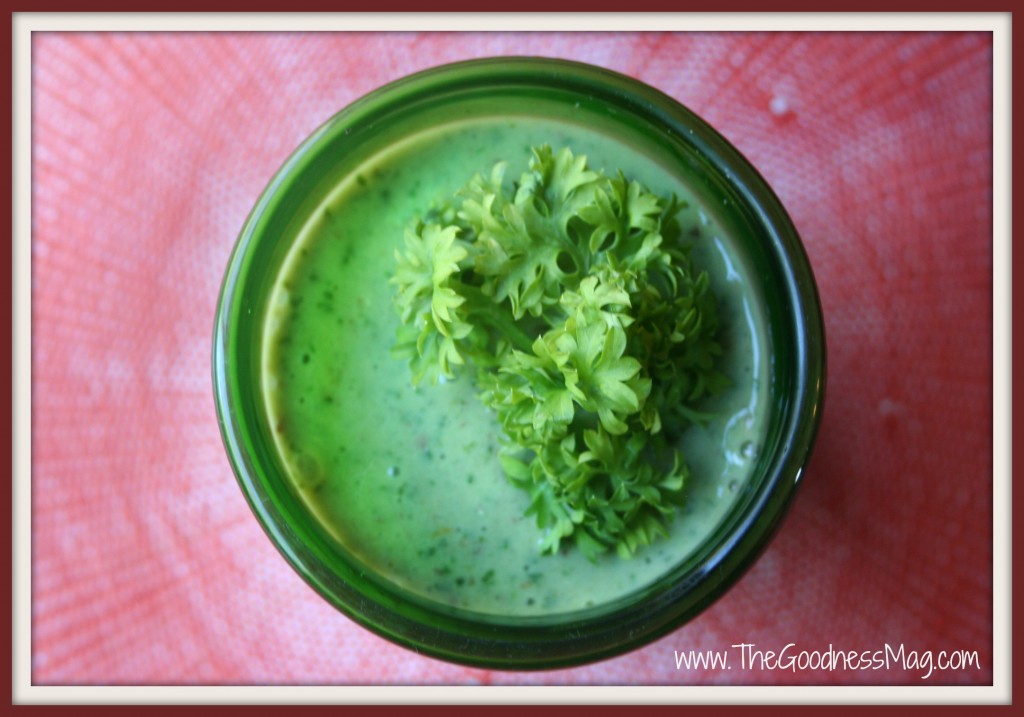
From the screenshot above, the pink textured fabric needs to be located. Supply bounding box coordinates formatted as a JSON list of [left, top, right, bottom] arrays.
[[31, 32, 994, 686]]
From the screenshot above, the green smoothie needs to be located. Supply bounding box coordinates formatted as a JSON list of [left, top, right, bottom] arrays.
[[262, 117, 768, 616]]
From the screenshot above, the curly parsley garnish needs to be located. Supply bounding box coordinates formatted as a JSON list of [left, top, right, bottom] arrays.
[[391, 145, 728, 560]]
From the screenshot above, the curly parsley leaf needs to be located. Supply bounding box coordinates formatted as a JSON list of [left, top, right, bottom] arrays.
[[392, 145, 728, 559]]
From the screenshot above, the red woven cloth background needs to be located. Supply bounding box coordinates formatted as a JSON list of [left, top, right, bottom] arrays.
[[30, 31, 994, 686]]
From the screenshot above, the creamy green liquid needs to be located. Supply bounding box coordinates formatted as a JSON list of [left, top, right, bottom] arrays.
[[263, 117, 769, 616]]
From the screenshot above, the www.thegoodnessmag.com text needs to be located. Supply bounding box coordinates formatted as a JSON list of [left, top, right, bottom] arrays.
[[673, 642, 981, 680]]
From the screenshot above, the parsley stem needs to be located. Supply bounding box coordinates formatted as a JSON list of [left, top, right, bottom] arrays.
[[454, 283, 537, 353]]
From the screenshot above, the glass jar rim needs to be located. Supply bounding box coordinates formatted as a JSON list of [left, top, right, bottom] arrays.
[[213, 56, 826, 670]]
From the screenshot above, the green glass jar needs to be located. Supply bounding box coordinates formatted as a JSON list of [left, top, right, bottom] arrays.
[[213, 57, 825, 670]]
